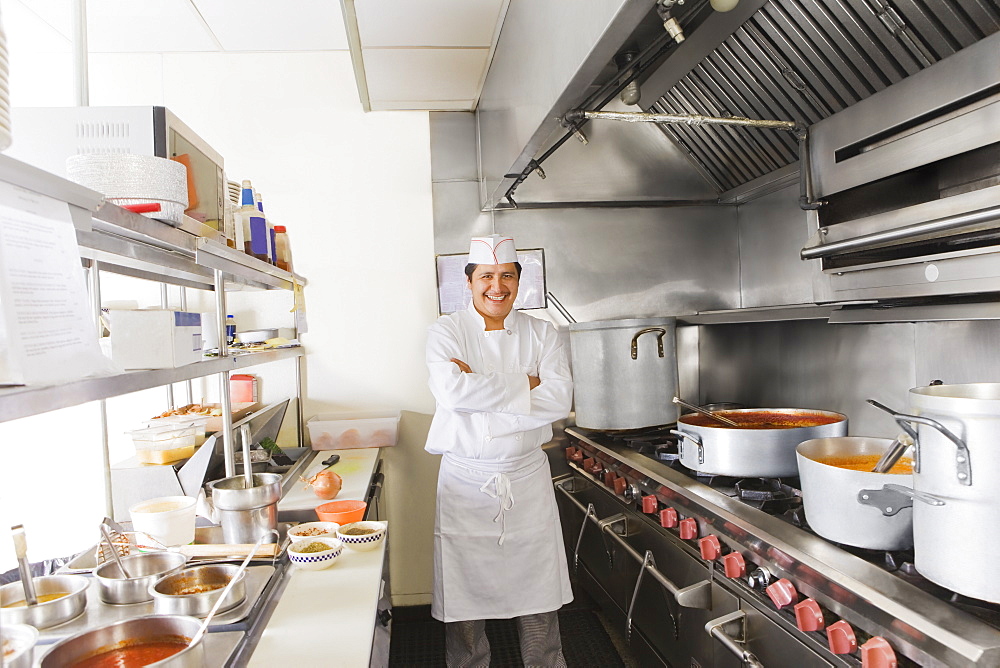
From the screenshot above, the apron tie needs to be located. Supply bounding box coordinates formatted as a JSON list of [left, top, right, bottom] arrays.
[[479, 472, 514, 545]]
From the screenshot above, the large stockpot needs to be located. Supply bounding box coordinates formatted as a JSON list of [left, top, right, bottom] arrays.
[[207, 473, 281, 544], [796, 437, 916, 550], [878, 383, 1000, 603], [40, 615, 204, 668], [569, 317, 678, 430], [672, 409, 848, 477]]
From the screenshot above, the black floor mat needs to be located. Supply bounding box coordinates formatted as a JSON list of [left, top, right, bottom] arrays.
[[388, 604, 625, 667]]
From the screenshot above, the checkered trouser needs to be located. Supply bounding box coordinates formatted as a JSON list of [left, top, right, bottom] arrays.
[[445, 611, 567, 668]]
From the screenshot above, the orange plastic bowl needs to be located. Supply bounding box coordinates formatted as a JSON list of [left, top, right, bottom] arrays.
[[315, 499, 367, 524]]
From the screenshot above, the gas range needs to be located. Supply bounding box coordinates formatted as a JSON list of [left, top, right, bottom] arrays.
[[556, 425, 1000, 667]]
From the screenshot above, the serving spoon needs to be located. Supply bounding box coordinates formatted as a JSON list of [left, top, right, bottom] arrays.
[[871, 433, 914, 474], [11, 524, 38, 606], [672, 397, 740, 427]]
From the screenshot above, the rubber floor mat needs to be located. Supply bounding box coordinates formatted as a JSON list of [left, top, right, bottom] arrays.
[[388, 607, 625, 667]]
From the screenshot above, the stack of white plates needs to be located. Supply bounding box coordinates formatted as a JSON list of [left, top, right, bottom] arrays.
[[66, 154, 189, 224], [0, 17, 11, 152]]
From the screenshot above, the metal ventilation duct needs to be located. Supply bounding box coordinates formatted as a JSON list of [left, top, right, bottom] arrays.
[[648, 0, 1000, 193]]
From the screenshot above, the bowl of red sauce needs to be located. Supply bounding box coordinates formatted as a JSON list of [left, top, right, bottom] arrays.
[[39, 615, 202, 668]]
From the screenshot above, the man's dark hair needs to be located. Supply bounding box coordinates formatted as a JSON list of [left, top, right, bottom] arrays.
[[465, 262, 522, 280]]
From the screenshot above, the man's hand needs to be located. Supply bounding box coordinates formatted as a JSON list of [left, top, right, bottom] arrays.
[[528, 375, 541, 390], [451, 358, 472, 373]]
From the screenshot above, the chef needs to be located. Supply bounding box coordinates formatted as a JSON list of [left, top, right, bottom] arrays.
[[425, 234, 574, 667]]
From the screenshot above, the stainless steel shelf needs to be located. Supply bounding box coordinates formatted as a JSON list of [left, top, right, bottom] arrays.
[[677, 304, 839, 325], [0, 348, 304, 424]]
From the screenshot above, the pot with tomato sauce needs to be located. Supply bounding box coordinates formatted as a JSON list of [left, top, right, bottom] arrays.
[[670, 408, 847, 477], [40, 615, 203, 668], [796, 437, 915, 550]]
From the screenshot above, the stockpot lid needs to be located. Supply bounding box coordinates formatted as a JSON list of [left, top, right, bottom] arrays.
[[910, 382, 1000, 415], [568, 317, 676, 332]]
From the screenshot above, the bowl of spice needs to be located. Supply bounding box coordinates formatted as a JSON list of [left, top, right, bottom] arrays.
[[287, 521, 340, 543], [287, 537, 343, 570], [336, 521, 386, 552]]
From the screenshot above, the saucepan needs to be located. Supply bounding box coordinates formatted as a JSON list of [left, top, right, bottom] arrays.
[[672, 408, 848, 477], [39, 615, 204, 668], [149, 564, 246, 617]]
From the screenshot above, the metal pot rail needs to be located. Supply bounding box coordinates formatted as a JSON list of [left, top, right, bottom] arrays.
[[867, 399, 972, 485], [630, 327, 666, 360], [670, 429, 705, 465], [554, 477, 712, 610], [705, 610, 765, 668]]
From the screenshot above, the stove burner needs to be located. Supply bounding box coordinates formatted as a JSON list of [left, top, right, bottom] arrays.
[[735, 478, 798, 502]]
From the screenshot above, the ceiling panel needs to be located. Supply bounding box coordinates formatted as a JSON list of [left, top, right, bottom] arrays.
[[86, 0, 219, 53], [363, 48, 488, 108], [193, 0, 349, 51], [8, 0, 74, 41], [6, 0, 71, 51], [354, 0, 504, 47]]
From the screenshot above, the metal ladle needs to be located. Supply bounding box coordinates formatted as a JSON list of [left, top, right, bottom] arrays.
[[871, 433, 914, 474], [672, 397, 740, 427], [99, 523, 132, 579], [11, 524, 37, 606]]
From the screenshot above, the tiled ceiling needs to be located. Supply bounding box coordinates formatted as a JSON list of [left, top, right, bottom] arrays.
[[8, 0, 508, 111]]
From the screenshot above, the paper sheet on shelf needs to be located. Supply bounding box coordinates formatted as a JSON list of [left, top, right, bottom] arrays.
[[0, 181, 119, 385]]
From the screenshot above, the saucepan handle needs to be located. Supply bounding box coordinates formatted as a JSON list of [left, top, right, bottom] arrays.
[[867, 399, 972, 486], [670, 429, 704, 464], [630, 328, 666, 360], [857, 483, 946, 516]]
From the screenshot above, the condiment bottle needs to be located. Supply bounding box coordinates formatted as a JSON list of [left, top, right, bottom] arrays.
[[274, 225, 291, 271], [226, 315, 236, 345], [254, 192, 276, 265], [240, 180, 268, 261]]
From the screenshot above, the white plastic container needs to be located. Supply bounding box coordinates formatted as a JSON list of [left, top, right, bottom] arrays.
[[129, 496, 196, 547], [307, 411, 401, 450], [128, 421, 202, 464]]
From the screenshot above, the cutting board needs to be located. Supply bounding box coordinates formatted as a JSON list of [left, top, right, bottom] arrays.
[[278, 448, 379, 513]]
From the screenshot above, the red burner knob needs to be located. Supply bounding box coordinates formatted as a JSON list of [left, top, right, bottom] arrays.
[[861, 637, 897, 668], [827, 620, 857, 655], [603, 471, 616, 487], [641, 495, 658, 514], [613, 476, 627, 496], [722, 552, 746, 579], [765, 578, 799, 609], [794, 598, 825, 632], [564, 447, 576, 460], [698, 535, 721, 560], [583, 457, 596, 473], [679, 518, 698, 540], [659, 508, 679, 528]]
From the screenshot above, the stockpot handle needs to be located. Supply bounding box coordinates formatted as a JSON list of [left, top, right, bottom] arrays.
[[670, 429, 705, 465], [631, 328, 666, 360], [867, 399, 972, 486], [705, 610, 765, 668], [554, 478, 712, 610]]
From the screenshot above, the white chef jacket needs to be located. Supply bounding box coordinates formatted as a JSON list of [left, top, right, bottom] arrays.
[[425, 301, 574, 622]]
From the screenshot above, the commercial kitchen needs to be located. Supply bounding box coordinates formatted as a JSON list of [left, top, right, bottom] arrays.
[[1, 0, 999, 666]]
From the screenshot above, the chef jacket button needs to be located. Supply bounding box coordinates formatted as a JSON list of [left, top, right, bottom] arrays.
[[506, 330, 512, 334], [515, 435, 522, 440], [485, 436, 493, 441]]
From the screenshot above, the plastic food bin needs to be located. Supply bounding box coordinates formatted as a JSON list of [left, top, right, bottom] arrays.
[[127, 422, 201, 464], [307, 411, 401, 450]]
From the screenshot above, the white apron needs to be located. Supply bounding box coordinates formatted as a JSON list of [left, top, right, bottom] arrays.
[[432, 448, 573, 623]]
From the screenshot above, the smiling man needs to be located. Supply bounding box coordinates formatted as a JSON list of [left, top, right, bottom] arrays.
[[425, 234, 574, 667]]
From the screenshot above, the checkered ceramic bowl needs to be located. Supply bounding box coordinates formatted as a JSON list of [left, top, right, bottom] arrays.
[[336, 521, 386, 552], [287, 537, 343, 570]]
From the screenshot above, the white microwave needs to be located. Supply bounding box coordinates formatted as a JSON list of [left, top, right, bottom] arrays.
[[9, 106, 226, 235]]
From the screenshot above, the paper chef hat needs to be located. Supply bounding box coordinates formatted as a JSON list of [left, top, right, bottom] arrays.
[[468, 234, 517, 265]]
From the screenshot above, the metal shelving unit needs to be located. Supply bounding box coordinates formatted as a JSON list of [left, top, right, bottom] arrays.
[[0, 153, 308, 512]]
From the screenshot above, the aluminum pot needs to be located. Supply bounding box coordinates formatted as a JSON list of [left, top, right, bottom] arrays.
[[569, 317, 678, 430], [40, 615, 204, 668], [0, 574, 88, 629], [95, 551, 188, 605], [882, 383, 1000, 602], [207, 473, 281, 544], [796, 437, 916, 550], [672, 409, 848, 477], [150, 564, 246, 617]]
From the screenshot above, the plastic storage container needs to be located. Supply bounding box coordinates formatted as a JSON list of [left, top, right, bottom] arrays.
[[128, 422, 201, 464], [307, 411, 401, 450]]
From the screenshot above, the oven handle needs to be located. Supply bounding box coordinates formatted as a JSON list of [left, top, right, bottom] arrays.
[[706, 610, 765, 668], [554, 478, 713, 610]]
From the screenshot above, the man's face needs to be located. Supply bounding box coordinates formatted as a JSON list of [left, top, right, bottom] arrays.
[[469, 263, 519, 324]]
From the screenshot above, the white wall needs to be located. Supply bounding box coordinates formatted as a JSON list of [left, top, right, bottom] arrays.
[[1, 18, 441, 603]]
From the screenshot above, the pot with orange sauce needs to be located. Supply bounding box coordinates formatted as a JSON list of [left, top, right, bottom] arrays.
[[796, 437, 915, 550], [671, 408, 848, 477]]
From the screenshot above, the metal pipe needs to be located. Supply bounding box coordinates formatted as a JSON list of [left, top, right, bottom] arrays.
[[214, 269, 235, 478], [563, 109, 799, 132], [800, 205, 1000, 260], [179, 287, 193, 405], [72, 0, 89, 106], [295, 354, 304, 450], [160, 284, 175, 409], [89, 262, 112, 517], [798, 129, 824, 211], [546, 292, 577, 324]]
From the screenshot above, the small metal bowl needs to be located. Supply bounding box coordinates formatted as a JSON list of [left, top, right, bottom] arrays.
[[150, 564, 246, 617], [0, 574, 89, 629], [95, 551, 188, 605], [40, 615, 204, 668]]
